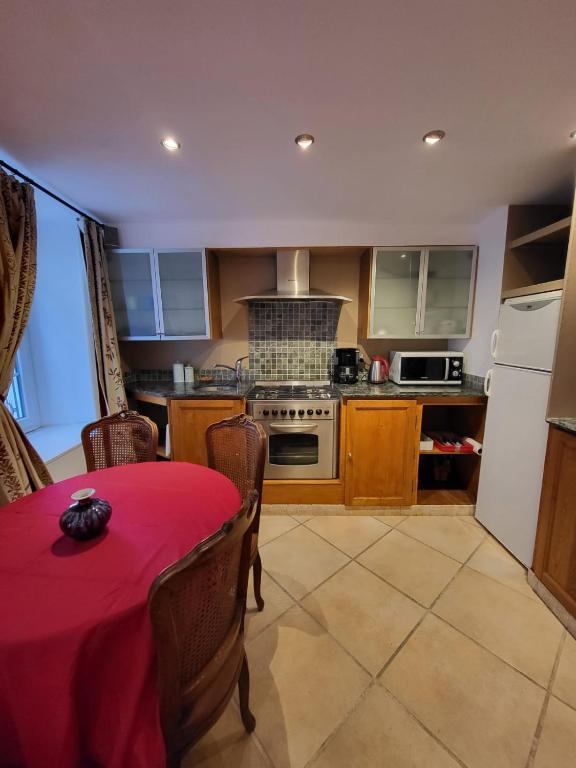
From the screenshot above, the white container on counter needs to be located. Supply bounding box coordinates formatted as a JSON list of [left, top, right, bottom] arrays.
[[184, 365, 196, 385], [172, 362, 185, 383]]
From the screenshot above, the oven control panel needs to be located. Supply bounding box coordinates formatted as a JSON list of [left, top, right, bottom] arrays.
[[248, 401, 336, 420]]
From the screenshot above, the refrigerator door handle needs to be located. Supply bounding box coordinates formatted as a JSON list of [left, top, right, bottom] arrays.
[[490, 329, 500, 359], [484, 369, 493, 396]]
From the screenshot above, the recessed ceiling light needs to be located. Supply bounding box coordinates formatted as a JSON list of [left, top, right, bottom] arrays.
[[570, 130, 576, 140], [161, 136, 181, 152], [423, 130, 446, 145], [295, 133, 315, 150]]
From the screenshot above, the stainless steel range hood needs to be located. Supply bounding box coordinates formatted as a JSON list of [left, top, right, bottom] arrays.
[[235, 248, 352, 303]]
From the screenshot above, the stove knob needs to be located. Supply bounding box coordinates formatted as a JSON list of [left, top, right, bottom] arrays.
[[298, 409, 305, 416], [289, 409, 296, 417], [316, 408, 322, 415], [324, 409, 330, 415], [263, 409, 269, 416], [307, 409, 314, 415], [271, 409, 278, 416], [281, 409, 287, 416]]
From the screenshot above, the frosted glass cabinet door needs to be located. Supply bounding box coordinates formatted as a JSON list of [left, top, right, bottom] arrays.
[[371, 249, 423, 337], [156, 250, 208, 338], [421, 248, 476, 337], [106, 249, 159, 338]]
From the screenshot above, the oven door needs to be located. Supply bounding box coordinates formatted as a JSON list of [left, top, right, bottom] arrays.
[[263, 421, 335, 479], [399, 355, 449, 383]]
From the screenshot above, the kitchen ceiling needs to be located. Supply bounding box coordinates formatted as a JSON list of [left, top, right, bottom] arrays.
[[1, 0, 575, 238]]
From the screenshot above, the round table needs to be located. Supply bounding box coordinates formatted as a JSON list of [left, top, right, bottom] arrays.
[[0, 462, 241, 768]]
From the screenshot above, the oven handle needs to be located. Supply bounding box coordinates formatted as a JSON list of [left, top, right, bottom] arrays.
[[269, 423, 319, 433]]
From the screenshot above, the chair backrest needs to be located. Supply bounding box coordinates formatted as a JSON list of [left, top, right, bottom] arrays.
[[205, 414, 266, 532], [81, 410, 159, 471], [148, 491, 257, 757]]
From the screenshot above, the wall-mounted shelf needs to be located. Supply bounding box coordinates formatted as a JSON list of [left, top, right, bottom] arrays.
[[501, 279, 564, 301], [509, 216, 571, 249]]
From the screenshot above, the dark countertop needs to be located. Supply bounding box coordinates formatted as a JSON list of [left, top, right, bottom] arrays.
[[547, 417, 576, 436], [127, 380, 252, 400], [336, 381, 485, 399], [127, 379, 485, 402]]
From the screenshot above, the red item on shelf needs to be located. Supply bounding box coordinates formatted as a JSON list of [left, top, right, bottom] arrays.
[[428, 431, 474, 453]]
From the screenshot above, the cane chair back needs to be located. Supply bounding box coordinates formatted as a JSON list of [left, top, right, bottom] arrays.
[[205, 414, 266, 534], [81, 410, 158, 471], [148, 492, 258, 766]]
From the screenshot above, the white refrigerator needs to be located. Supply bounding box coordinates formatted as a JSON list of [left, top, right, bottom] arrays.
[[475, 290, 562, 566]]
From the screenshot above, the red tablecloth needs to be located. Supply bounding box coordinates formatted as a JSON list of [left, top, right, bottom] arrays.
[[0, 462, 241, 768]]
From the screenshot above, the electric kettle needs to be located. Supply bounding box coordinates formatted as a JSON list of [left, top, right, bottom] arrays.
[[367, 356, 389, 384]]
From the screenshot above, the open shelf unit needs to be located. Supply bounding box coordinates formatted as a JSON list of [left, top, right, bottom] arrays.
[[417, 402, 485, 505], [501, 206, 572, 300]]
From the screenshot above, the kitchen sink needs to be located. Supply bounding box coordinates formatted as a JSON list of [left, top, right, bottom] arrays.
[[195, 385, 239, 393]]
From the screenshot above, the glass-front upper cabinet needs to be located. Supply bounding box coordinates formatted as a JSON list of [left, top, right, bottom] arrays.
[[420, 248, 476, 337], [366, 246, 477, 338], [107, 249, 160, 339], [156, 249, 208, 338], [106, 248, 220, 340], [371, 249, 424, 338]]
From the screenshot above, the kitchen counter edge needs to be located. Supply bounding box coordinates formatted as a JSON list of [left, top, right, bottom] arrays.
[[547, 417, 576, 436], [127, 380, 486, 403]]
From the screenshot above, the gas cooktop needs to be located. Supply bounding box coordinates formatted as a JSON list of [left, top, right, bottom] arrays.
[[247, 381, 339, 401]]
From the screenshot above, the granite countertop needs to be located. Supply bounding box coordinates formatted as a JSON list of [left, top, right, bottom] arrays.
[[127, 380, 253, 400], [546, 417, 576, 436], [127, 378, 485, 402], [336, 381, 485, 399]]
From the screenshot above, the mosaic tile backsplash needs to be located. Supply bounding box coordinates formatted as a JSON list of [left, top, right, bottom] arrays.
[[248, 301, 340, 380]]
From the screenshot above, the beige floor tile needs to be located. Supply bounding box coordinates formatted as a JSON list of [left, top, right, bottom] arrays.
[[247, 606, 370, 768], [184, 701, 269, 767], [260, 525, 349, 599], [310, 686, 460, 768], [373, 514, 407, 527], [302, 561, 424, 674], [258, 515, 299, 545], [552, 633, 576, 710], [433, 567, 563, 686], [397, 516, 484, 563], [533, 696, 576, 768], [285, 505, 345, 520], [261, 504, 288, 516], [467, 536, 539, 601], [358, 529, 461, 607], [246, 571, 295, 641], [381, 614, 545, 768], [291, 515, 313, 523], [304, 515, 390, 557]]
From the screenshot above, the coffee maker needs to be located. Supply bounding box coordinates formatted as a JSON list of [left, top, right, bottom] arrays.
[[333, 348, 360, 384]]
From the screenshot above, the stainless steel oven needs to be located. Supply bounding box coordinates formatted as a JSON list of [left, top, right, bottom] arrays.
[[248, 384, 339, 479]]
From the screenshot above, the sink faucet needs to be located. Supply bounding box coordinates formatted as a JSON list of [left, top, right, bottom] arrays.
[[214, 356, 248, 384]]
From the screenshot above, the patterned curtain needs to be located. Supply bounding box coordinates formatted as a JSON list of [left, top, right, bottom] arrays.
[[0, 171, 52, 505], [81, 219, 127, 415]]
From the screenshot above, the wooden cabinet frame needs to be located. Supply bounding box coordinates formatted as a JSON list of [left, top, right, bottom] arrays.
[[108, 248, 222, 341], [360, 246, 478, 340]]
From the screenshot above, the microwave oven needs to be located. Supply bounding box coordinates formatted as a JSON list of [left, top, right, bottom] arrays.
[[389, 351, 464, 385]]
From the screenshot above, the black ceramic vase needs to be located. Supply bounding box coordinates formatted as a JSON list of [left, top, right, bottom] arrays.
[[60, 488, 112, 541]]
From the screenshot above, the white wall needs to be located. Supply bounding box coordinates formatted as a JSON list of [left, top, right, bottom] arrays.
[[450, 207, 508, 379]]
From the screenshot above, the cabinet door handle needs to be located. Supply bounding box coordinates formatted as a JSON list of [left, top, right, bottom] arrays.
[[348, 452, 352, 460]]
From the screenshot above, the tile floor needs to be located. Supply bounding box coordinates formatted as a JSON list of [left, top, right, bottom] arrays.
[[185, 512, 576, 768]]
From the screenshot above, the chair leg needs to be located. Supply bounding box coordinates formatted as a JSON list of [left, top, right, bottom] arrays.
[[253, 552, 265, 612], [238, 653, 256, 733]]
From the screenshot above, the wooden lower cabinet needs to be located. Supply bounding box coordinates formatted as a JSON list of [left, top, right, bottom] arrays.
[[533, 426, 576, 618], [169, 399, 245, 465], [344, 400, 420, 506]]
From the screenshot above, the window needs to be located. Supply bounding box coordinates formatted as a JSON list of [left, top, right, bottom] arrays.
[[5, 334, 40, 433]]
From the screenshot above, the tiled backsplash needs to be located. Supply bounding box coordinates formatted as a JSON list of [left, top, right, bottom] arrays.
[[248, 301, 340, 380]]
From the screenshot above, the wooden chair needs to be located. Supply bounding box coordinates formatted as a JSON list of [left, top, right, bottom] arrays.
[[206, 414, 266, 611], [148, 492, 258, 768], [81, 410, 158, 471]]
